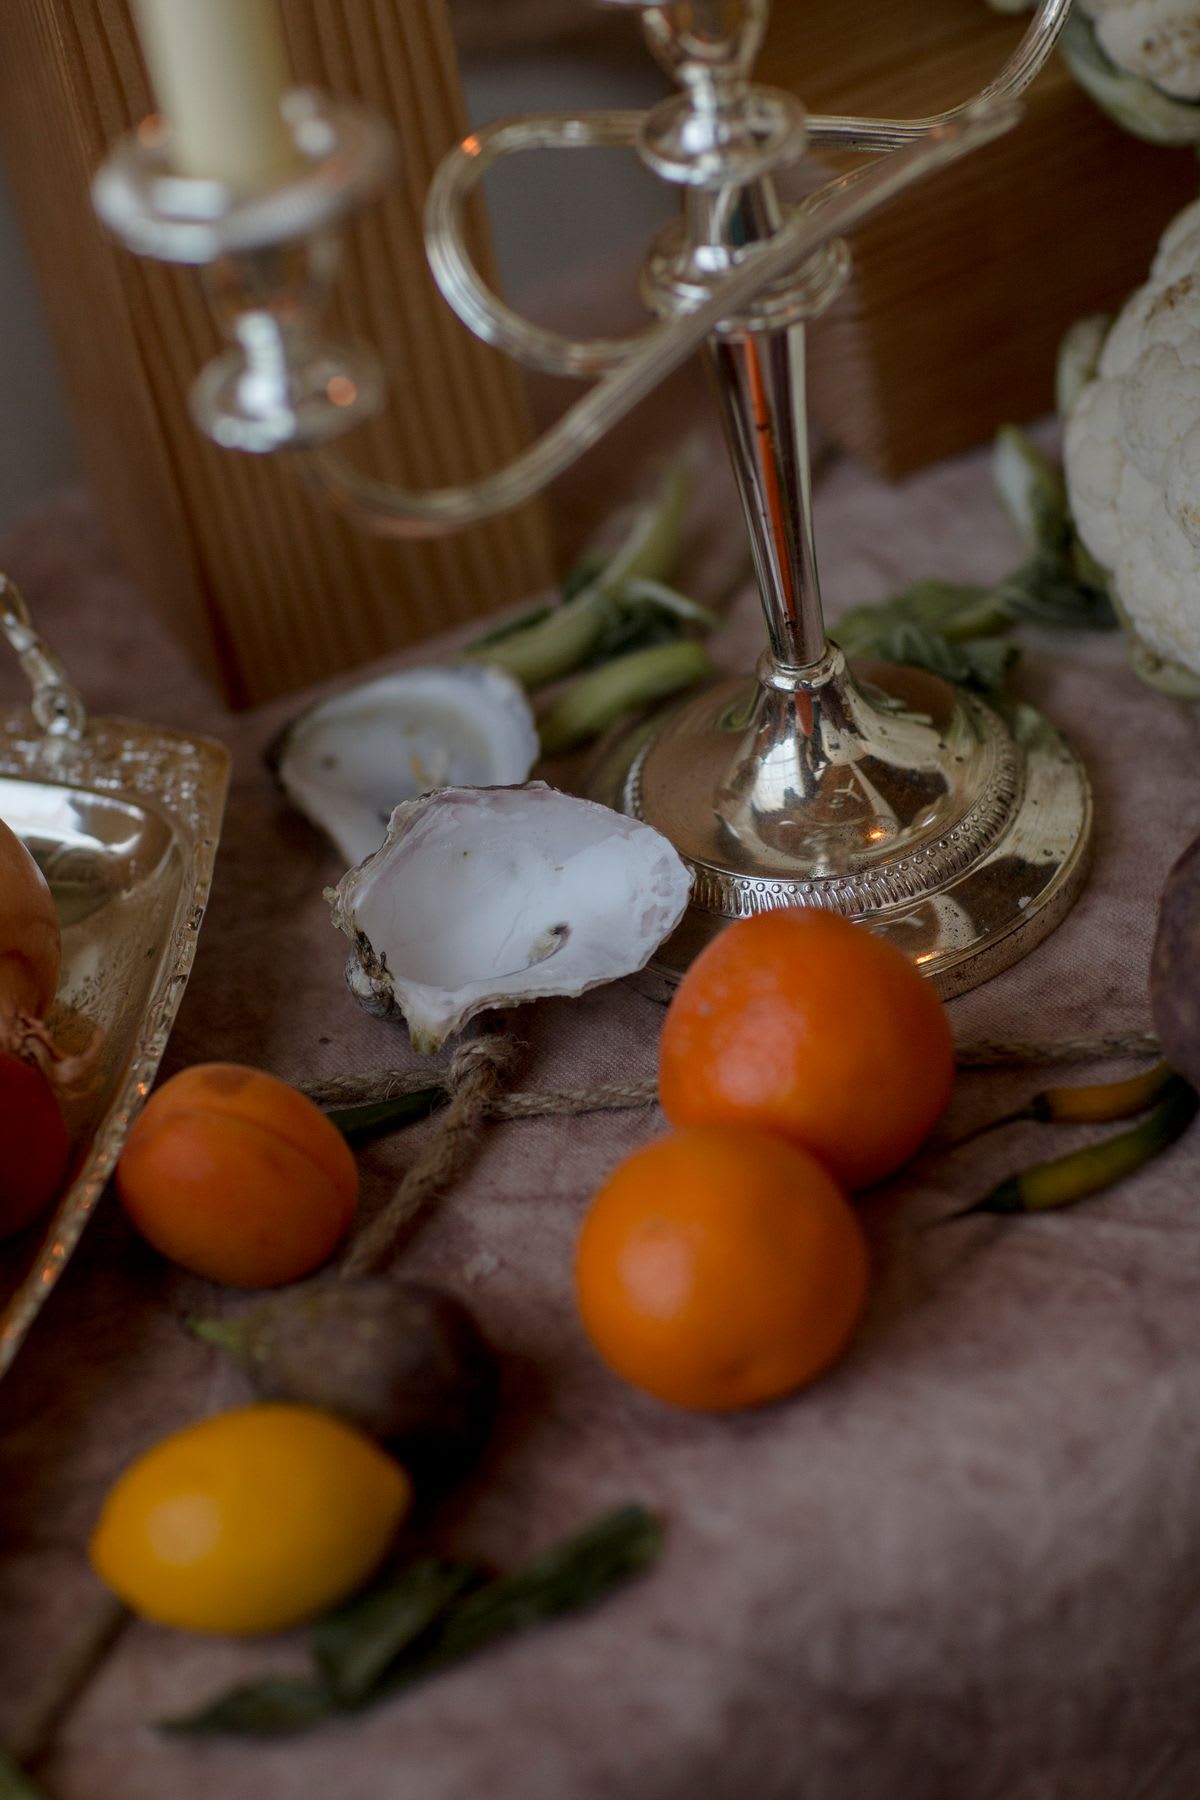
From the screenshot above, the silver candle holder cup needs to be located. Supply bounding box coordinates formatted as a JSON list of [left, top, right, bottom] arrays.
[[93, 0, 1090, 995]]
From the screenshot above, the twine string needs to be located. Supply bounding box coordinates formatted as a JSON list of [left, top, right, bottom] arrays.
[[322, 1028, 1161, 1274], [307, 1029, 1162, 1117], [339, 1035, 520, 1278]]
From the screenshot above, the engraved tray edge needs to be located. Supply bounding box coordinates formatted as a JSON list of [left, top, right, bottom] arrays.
[[0, 707, 230, 1379]]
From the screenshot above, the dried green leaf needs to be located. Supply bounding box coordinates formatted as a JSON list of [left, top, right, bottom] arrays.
[[159, 1505, 664, 1741], [326, 1087, 446, 1144], [312, 1558, 485, 1705], [160, 1678, 333, 1739], [368, 1503, 663, 1700]]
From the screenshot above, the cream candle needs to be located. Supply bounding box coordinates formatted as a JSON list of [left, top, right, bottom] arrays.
[[132, 0, 297, 189]]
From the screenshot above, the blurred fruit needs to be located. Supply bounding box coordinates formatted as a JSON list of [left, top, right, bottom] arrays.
[[0, 1050, 70, 1240], [658, 908, 954, 1189], [575, 1125, 869, 1411], [116, 1062, 357, 1286], [192, 1277, 500, 1491], [89, 1403, 411, 1635]]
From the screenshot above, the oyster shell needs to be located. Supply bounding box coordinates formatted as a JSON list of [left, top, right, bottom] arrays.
[[273, 664, 539, 866], [327, 783, 693, 1052]]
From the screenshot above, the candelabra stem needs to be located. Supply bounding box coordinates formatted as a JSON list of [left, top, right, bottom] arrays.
[[611, 162, 1091, 995], [706, 320, 826, 672]]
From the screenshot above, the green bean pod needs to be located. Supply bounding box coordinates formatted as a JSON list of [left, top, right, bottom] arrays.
[[537, 640, 713, 755], [935, 1074, 1198, 1225]]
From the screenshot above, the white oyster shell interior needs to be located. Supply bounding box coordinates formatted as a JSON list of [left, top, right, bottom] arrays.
[[329, 783, 693, 1052], [277, 664, 539, 866]]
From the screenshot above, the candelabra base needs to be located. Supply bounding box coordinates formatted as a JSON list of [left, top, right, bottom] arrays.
[[595, 651, 1091, 998]]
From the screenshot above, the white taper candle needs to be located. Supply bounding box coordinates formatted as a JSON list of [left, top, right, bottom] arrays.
[[132, 0, 297, 189]]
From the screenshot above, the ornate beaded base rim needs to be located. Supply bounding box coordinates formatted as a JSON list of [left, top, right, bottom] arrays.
[[607, 695, 1093, 1001], [626, 686, 1024, 921]]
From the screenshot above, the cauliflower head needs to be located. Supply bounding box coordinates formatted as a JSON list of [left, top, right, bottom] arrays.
[[1080, 0, 1200, 101], [989, 0, 1200, 142], [1064, 197, 1200, 684]]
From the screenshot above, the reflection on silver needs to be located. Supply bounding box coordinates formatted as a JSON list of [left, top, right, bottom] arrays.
[[0, 580, 228, 1379], [90, 0, 1087, 994]]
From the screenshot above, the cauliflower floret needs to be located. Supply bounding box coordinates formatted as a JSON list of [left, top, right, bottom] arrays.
[[1102, 273, 1200, 377], [1118, 343, 1200, 485], [1165, 420, 1200, 546], [1081, 0, 1200, 99], [1064, 201, 1200, 677], [1152, 198, 1200, 280]]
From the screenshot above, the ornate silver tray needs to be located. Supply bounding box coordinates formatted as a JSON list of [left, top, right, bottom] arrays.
[[0, 577, 229, 1377]]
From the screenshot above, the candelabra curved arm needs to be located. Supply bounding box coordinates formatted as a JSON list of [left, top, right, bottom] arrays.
[[312, 104, 1017, 540], [421, 0, 1069, 384], [807, 0, 1071, 152], [425, 112, 652, 380]]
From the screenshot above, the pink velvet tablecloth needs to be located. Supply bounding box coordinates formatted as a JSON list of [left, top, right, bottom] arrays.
[[3, 411, 1200, 1800]]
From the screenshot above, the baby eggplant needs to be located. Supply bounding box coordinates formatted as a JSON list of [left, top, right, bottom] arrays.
[[192, 1277, 500, 1491], [1152, 833, 1200, 1091]]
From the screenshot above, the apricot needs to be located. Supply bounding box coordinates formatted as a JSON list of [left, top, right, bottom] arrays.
[[116, 1062, 357, 1287]]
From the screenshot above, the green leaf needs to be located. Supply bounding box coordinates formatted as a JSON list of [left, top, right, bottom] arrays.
[[460, 457, 696, 690], [992, 426, 1070, 556], [326, 1086, 446, 1145], [574, 576, 720, 671], [836, 579, 995, 653], [619, 578, 720, 632], [159, 1505, 664, 1740], [560, 552, 607, 602], [312, 1558, 485, 1705], [992, 554, 1116, 630], [368, 1503, 664, 1700], [160, 1678, 334, 1739], [848, 620, 1018, 693]]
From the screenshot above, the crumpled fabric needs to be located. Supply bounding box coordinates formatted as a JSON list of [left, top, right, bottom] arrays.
[[2, 409, 1200, 1799]]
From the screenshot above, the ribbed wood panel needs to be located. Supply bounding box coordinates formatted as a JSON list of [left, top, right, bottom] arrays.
[[759, 0, 1200, 476], [0, 0, 555, 705]]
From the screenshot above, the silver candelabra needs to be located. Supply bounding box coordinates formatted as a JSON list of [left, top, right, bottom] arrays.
[[93, 0, 1089, 995]]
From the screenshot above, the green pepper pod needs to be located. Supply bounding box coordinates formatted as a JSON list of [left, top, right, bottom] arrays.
[[934, 1074, 1198, 1225], [1027, 1059, 1176, 1123], [953, 1059, 1176, 1146]]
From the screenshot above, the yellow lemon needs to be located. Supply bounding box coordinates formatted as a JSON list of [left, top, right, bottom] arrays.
[[90, 1403, 411, 1635]]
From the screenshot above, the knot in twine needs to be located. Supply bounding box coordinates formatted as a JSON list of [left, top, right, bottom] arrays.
[[340, 1033, 520, 1278]]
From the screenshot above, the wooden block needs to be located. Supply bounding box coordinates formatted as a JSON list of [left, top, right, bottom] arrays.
[[760, 0, 1200, 476], [0, 1, 556, 705]]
